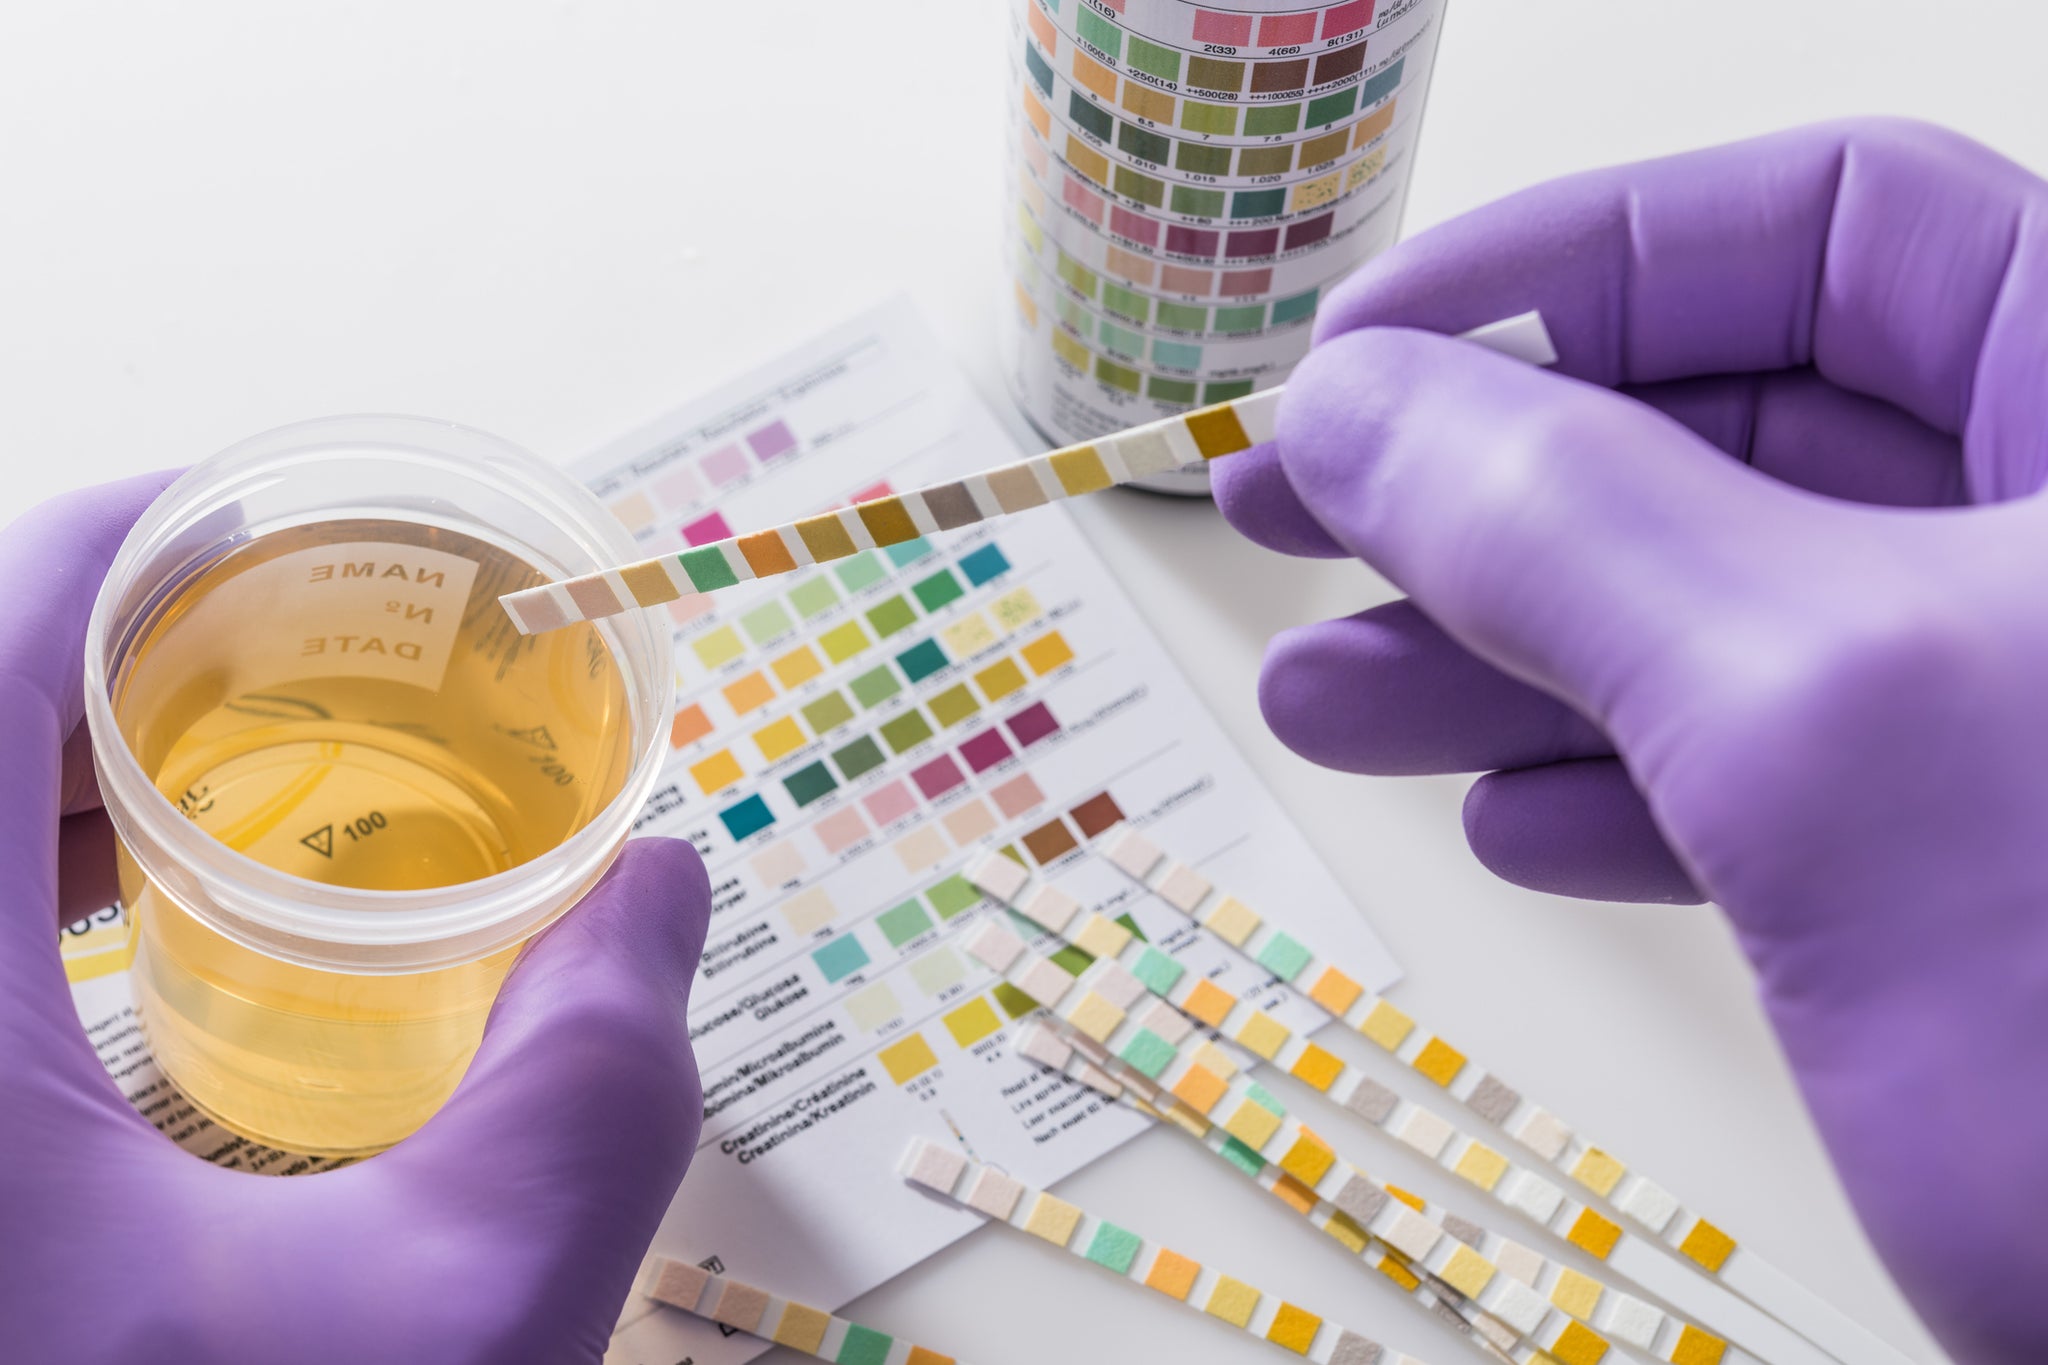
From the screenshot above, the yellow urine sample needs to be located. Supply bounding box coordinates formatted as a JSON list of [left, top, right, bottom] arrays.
[[111, 521, 633, 1155]]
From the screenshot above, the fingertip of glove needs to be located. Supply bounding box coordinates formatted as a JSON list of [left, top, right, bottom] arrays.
[[1210, 441, 1349, 558], [1461, 765, 1707, 905], [558, 838, 712, 980]]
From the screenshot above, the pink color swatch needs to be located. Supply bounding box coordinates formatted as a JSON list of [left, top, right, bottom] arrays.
[[666, 595, 713, 626], [1063, 177, 1106, 224], [1322, 0, 1374, 38], [850, 480, 894, 504], [990, 772, 1046, 819], [911, 754, 967, 800], [1191, 10, 1252, 44], [941, 798, 997, 847], [701, 444, 748, 487], [1159, 264, 1213, 294], [654, 464, 705, 509], [814, 806, 871, 856], [1220, 268, 1274, 297], [1004, 702, 1061, 749], [958, 729, 1015, 774], [746, 420, 797, 462], [1110, 205, 1161, 246], [1258, 12, 1318, 44], [681, 511, 734, 546], [861, 780, 917, 828]]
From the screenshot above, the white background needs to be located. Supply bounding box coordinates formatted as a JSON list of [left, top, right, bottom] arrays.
[[6, 3, 2040, 1361]]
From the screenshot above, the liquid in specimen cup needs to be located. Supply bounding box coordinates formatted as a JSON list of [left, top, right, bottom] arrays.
[[110, 521, 634, 1154]]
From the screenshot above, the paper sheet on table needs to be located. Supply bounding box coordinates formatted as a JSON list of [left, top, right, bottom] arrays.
[[60, 297, 1398, 1364]]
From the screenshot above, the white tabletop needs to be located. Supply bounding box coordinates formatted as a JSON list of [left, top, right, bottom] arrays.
[[10, 3, 2039, 1360]]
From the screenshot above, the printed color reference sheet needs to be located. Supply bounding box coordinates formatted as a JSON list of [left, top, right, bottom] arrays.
[[593, 299, 1396, 1364]]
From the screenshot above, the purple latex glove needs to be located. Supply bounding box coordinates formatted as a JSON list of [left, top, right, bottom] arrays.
[[1216, 118, 2048, 1362], [0, 474, 711, 1363]]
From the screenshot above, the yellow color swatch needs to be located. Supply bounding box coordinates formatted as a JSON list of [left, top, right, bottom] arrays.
[[723, 671, 775, 715], [1437, 1244, 1495, 1299], [1550, 1267, 1603, 1321], [772, 1304, 830, 1354], [1307, 967, 1363, 1016], [1071, 915, 1132, 960], [1277, 1133, 1334, 1187], [1268, 1174, 1317, 1216], [689, 750, 744, 796], [990, 586, 1043, 630], [1145, 1248, 1201, 1300], [752, 716, 806, 762], [1181, 979, 1235, 1028], [1050, 446, 1113, 495], [771, 644, 825, 689], [1321, 1212, 1369, 1255], [1024, 1192, 1082, 1246], [1290, 171, 1340, 212], [1411, 1036, 1467, 1087], [974, 657, 1028, 701], [1680, 1218, 1737, 1274], [1377, 1257, 1420, 1292], [1065, 992, 1125, 1043], [1204, 1276, 1260, 1328], [691, 625, 744, 670], [1052, 329, 1090, 372], [1020, 630, 1075, 675], [941, 997, 1002, 1048], [1288, 1043, 1343, 1092], [818, 621, 870, 664], [942, 613, 997, 657], [1670, 1326, 1730, 1365], [1065, 136, 1110, 187], [878, 1034, 938, 1084], [1572, 1147, 1628, 1198], [1235, 1011, 1289, 1060], [1550, 1321, 1612, 1365], [1013, 280, 1039, 327], [1202, 896, 1261, 946], [1454, 1142, 1509, 1192], [1359, 1000, 1415, 1051], [1120, 80, 1174, 122], [1385, 1185, 1424, 1212], [1222, 1098, 1282, 1150], [1567, 1207, 1623, 1260], [1070, 50, 1117, 101], [1266, 1303, 1321, 1355]]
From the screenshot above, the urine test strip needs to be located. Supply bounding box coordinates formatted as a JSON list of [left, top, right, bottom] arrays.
[[640, 1258, 961, 1365], [1069, 827, 1894, 1365], [898, 1137, 1437, 1365], [963, 916, 1660, 1365], [962, 854, 1833, 1365], [498, 312, 1559, 633], [1022, 1016, 1749, 1365]]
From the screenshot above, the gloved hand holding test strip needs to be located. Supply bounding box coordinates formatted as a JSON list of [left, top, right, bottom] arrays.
[[498, 312, 1560, 635]]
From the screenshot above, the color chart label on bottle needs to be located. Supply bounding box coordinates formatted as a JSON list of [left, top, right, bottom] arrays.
[[1005, 0, 1449, 445]]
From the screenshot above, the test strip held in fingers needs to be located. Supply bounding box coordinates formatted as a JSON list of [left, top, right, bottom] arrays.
[[641, 1259, 961, 1364], [499, 312, 1560, 633], [899, 1137, 1432, 1365]]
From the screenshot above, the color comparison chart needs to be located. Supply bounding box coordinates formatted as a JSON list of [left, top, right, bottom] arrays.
[[1004, 0, 1450, 446], [599, 300, 1400, 1365]]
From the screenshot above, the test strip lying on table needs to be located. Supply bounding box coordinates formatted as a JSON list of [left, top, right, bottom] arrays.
[[497, 312, 1560, 633], [1071, 824, 1910, 1365], [899, 1137, 1439, 1365], [965, 911, 1681, 1365], [640, 1258, 961, 1365], [962, 850, 1837, 1365]]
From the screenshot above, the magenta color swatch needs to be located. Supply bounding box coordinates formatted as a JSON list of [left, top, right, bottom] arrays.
[[746, 420, 796, 462], [701, 444, 748, 487], [654, 464, 705, 510], [680, 511, 733, 546], [989, 771, 1046, 819], [1258, 12, 1318, 44], [910, 754, 967, 800], [814, 805, 870, 856], [1322, 0, 1374, 38], [1165, 225, 1219, 258], [861, 780, 917, 828], [1285, 212, 1336, 251], [1110, 205, 1161, 247], [1226, 227, 1281, 259], [1191, 9, 1253, 44], [1159, 264, 1213, 294], [1063, 176, 1106, 224], [1004, 702, 1061, 749], [958, 729, 1016, 774], [1219, 268, 1274, 296]]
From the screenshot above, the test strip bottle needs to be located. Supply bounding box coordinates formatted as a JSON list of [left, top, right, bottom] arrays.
[[1005, 0, 1449, 491], [84, 416, 675, 1156]]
